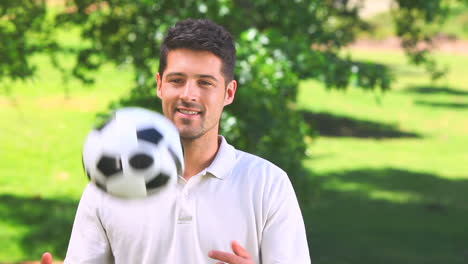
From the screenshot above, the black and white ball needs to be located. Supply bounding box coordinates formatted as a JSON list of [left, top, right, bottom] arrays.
[[82, 107, 184, 199]]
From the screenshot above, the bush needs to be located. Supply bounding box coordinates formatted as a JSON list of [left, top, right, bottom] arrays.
[[221, 29, 308, 177]]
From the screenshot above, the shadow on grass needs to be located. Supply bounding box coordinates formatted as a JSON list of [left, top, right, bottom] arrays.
[[414, 100, 468, 109], [404, 85, 468, 96], [300, 110, 421, 139], [0, 195, 78, 262], [298, 168, 468, 264]]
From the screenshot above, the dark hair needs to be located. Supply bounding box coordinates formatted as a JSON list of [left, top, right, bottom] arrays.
[[158, 19, 236, 84]]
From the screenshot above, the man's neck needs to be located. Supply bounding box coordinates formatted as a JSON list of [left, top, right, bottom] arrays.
[[181, 133, 220, 181]]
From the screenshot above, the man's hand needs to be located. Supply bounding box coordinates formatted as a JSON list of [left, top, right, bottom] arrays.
[[208, 241, 254, 264], [41, 252, 53, 264]]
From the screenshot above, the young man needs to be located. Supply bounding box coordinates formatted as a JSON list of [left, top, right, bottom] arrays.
[[41, 19, 310, 264]]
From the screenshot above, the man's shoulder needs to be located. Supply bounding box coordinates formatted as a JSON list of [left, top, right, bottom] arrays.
[[218, 136, 288, 182], [233, 148, 287, 178]]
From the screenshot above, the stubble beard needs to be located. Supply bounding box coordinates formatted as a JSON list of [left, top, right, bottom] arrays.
[[178, 119, 205, 141]]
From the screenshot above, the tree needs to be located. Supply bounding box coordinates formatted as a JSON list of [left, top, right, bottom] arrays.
[[392, 0, 458, 80], [0, 0, 55, 83], [3, 0, 464, 179], [52, 0, 393, 178]]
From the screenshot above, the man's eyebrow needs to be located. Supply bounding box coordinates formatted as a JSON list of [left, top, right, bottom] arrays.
[[165, 73, 218, 83], [196, 74, 218, 83], [165, 72, 186, 78]]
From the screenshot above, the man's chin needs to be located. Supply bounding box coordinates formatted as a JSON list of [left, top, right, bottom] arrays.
[[178, 129, 204, 140]]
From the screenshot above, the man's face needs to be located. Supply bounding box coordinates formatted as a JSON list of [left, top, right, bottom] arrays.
[[156, 49, 236, 140]]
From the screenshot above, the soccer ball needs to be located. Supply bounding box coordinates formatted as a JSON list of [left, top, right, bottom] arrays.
[[82, 107, 184, 199]]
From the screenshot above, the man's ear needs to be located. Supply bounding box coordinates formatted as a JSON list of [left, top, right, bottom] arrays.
[[156, 72, 162, 99], [224, 80, 237, 106]]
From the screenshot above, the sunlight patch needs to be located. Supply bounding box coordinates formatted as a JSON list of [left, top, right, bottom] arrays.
[[35, 96, 99, 112], [367, 189, 422, 203], [325, 180, 423, 203]]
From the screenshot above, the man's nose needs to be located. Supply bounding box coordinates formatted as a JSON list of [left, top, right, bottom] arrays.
[[180, 81, 198, 102]]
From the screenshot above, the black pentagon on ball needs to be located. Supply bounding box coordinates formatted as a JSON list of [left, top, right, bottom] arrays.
[[129, 153, 154, 169], [137, 128, 163, 146], [97, 155, 123, 177], [146, 173, 170, 189]]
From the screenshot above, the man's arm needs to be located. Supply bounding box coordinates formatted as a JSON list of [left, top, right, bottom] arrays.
[[261, 171, 311, 263], [63, 183, 114, 263], [208, 169, 310, 264]]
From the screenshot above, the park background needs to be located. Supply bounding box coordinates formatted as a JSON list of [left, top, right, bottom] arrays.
[[1, 0, 467, 263]]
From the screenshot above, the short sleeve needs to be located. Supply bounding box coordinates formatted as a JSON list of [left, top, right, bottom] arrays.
[[64, 183, 114, 264], [260, 171, 311, 264]]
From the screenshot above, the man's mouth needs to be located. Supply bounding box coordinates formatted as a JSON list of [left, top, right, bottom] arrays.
[[176, 108, 201, 116]]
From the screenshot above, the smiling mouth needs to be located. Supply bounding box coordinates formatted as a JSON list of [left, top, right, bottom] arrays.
[[177, 109, 201, 115]]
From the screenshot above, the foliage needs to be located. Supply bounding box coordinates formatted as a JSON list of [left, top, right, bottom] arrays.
[[441, 3, 468, 39], [221, 29, 308, 175], [391, 0, 467, 80], [50, 0, 394, 178], [3, 0, 467, 178], [364, 1, 468, 41], [55, 0, 389, 89], [0, 0, 56, 82]]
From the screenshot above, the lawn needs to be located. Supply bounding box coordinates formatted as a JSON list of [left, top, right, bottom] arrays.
[[299, 49, 468, 263], [1, 47, 467, 263], [0, 53, 135, 261]]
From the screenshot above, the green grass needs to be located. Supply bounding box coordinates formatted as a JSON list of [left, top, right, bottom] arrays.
[[0, 53, 134, 261], [1, 47, 468, 262], [298, 49, 468, 263]]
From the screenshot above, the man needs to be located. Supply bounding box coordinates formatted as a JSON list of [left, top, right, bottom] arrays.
[[41, 19, 310, 264]]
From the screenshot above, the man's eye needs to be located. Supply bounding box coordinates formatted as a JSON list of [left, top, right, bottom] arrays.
[[199, 80, 212, 86], [170, 79, 183, 84]]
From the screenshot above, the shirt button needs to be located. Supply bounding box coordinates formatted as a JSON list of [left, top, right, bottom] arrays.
[[178, 207, 193, 223], [178, 215, 192, 222]]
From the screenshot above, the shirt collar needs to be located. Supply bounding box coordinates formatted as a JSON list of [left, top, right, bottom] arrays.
[[205, 136, 237, 180]]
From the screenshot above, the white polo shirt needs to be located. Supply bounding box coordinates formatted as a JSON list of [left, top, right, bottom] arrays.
[[64, 136, 310, 263]]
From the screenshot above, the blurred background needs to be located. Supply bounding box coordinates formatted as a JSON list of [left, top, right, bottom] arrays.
[[1, 0, 467, 263]]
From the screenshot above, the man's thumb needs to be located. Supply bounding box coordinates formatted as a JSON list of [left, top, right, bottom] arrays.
[[41, 252, 53, 264]]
